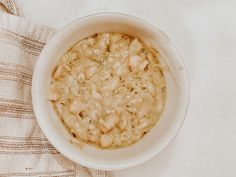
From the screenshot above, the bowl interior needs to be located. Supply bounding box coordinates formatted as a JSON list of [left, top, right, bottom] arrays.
[[32, 13, 189, 170]]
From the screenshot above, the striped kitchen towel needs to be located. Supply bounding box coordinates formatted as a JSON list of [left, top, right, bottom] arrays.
[[0, 1, 112, 177]]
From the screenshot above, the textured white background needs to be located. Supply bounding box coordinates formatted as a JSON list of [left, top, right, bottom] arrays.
[[15, 0, 236, 176]]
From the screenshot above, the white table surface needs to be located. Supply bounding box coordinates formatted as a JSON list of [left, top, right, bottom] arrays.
[[15, 0, 236, 176]]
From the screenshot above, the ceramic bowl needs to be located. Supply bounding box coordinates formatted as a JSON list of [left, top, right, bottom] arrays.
[[32, 13, 189, 170]]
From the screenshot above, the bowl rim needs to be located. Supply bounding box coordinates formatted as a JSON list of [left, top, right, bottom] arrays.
[[32, 12, 190, 170]]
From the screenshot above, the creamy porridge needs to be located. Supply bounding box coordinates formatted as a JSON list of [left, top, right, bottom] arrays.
[[48, 32, 166, 149]]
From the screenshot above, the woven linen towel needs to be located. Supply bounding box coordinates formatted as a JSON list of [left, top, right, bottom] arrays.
[[0, 2, 112, 177]]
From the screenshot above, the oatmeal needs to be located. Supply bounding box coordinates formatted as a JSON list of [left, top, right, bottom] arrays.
[[48, 32, 166, 149]]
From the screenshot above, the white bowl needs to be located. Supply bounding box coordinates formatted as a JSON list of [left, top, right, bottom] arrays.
[[32, 13, 189, 170]]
